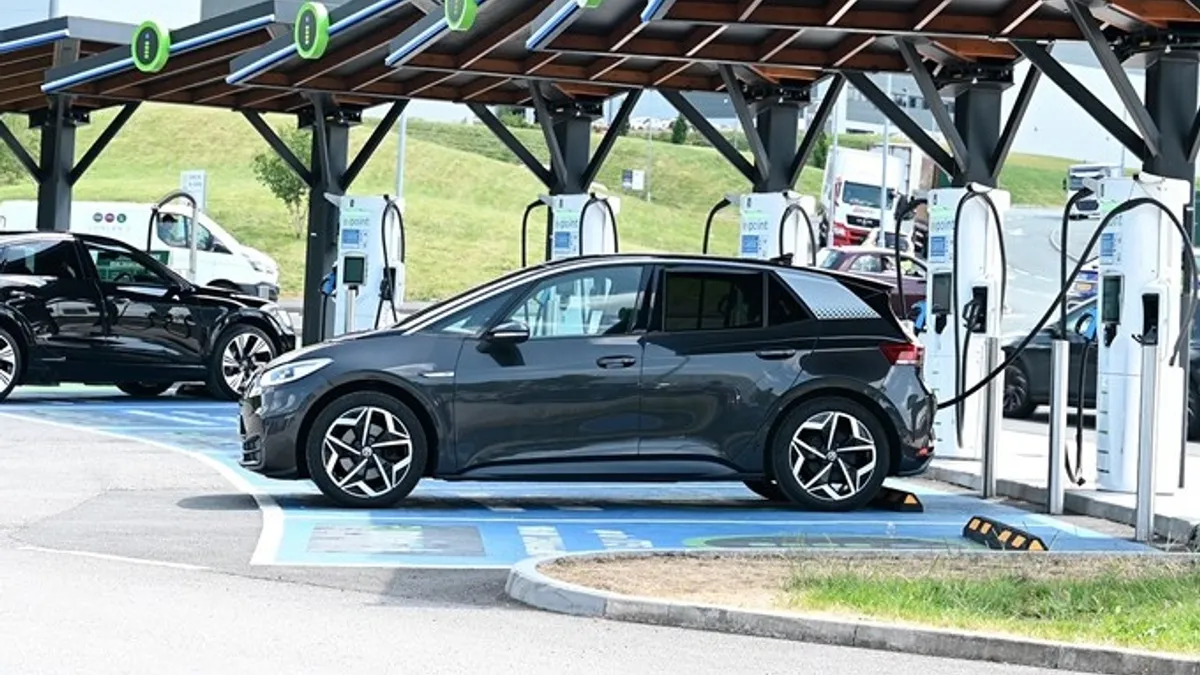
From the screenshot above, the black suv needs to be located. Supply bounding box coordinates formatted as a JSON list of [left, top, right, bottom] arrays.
[[239, 253, 936, 512], [0, 231, 295, 401]]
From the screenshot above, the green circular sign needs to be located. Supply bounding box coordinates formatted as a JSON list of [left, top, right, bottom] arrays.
[[576, 0, 603, 7], [295, 2, 331, 60], [131, 21, 170, 73], [445, 0, 479, 32]]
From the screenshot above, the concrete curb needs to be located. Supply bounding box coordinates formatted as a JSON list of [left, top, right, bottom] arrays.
[[924, 463, 1200, 549], [506, 550, 1200, 675]]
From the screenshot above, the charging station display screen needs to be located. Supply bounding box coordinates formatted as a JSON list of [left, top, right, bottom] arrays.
[[1101, 275, 1122, 323], [931, 273, 952, 311], [341, 228, 363, 248], [342, 256, 367, 286]]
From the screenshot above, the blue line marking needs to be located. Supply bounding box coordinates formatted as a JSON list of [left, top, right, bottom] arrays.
[[384, 0, 493, 67], [0, 29, 70, 56], [640, 0, 669, 22], [525, 1, 579, 51]]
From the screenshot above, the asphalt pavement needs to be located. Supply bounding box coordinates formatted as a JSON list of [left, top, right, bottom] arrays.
[[0, 415, 1089, 675]]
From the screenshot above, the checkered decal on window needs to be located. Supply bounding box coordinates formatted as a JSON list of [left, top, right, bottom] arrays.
[[778, 271, 880, 320]]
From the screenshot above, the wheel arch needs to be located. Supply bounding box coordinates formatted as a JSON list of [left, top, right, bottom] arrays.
[[209, 311, 286, 355]]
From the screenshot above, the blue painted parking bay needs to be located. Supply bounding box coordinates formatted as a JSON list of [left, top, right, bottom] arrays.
[[3, 388, 1152, 568]]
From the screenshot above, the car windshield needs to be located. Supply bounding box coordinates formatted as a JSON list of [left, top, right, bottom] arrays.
[[816, 249, 844, 269], [390, 264, 545, 328], [841, 182, 895, 209]]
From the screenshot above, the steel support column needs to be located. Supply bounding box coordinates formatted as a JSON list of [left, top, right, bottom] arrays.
[[751, 103, 799, 193], [34, 99, 85, 232], [300, 102, 354, 345], [1144, 52, 1198, 182], [546, 106, 594, 194], [952, 85, 1004, 186]]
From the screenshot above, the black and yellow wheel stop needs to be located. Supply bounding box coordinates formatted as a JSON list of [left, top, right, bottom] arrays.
[[870, 486, 924, 512], [962, 516, 1049, 551]]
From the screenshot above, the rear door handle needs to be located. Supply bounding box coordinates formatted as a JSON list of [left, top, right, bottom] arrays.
[[596, 355, 637, 369], [755, 348, 797, 360]]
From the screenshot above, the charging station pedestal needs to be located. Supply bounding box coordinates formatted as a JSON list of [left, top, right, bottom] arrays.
[[736, 191, 818, 264], [332, 195, 405, 337], [1093, 172, 1186, 494], [923, 186, 1010, 460], [547, 193, 620, 260]]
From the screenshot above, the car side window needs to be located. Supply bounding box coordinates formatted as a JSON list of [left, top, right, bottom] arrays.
[[849, 255, 883, 273], [83, 241, 169, 286], [661, 269, 764, 332], [157, 215, 219, 252], [504, 265, 644, 339], [902, 259, 926, 278], [0, 240, 84, 280], [426, 291, 514, 336], [767, 273, 814, 326]]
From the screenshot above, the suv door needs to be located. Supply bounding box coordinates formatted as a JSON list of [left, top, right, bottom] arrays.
[[0, 238, 105, 379], [451, 263, 649, 474], [638, 264, 819, 470]]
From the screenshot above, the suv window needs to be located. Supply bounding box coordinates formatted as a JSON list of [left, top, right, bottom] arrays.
[[504, 265, 643, 339], [767, 273, 813, 326], [0, 240, 84, 279], [83, 240, 171, 286], [662, 269, 763, 332]]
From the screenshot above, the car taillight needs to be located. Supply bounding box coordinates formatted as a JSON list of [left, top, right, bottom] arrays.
[[881, 342, 923, 366], [833, 222, 850, 246]]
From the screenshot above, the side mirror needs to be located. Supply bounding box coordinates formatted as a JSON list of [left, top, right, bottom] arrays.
[[1074, 312, 1096, 341], [485, 320, 530, 344]]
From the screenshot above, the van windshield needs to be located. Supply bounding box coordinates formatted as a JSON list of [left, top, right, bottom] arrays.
[[841, 182, 895, 209]]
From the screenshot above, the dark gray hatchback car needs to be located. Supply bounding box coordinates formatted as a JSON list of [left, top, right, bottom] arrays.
[[239, 254, 936, 511]]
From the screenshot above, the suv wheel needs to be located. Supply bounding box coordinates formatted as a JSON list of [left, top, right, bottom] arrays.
[[0, 327, 21, 402], [209, 324, 276, 401], [117, 382, 172, 398], [306, 391, 428, 508], [770, 396, 891, 511]]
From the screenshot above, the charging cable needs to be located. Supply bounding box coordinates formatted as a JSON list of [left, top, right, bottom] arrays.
[[702, 198, 732, 254], [520, 199, 547, 267], [777, 200, 819, 265], [375, 196, 404, 328], [579, 193, 620, 256], [1058, 187, 1098, 485]]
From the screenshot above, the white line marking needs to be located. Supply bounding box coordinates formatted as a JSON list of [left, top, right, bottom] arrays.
[[279, 513, 975, 526], [17, 545, 210, 572], [0, 412, 285, 567], [126, 410, 218, 426]]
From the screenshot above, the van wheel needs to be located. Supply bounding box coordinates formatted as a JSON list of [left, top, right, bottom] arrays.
[[0, 327, 22, 402], [208, 324, 277, 401], [117, 382, 172, 398]]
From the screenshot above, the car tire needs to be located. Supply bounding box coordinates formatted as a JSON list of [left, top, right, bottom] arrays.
[[0, 326, 22, 402], [117, 382, 173, 398], [769, 396, 891, 512], [208, 323, 277, 401], [305, 390, 428, 509], [743, 479, 788, 502], [1003, 360, 1037, 419]]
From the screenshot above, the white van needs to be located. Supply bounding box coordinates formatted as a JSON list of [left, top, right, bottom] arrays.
[[0, 200, 280, 300], [818, 147, 905, 248]]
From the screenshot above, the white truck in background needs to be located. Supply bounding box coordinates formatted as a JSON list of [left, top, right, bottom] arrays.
[[0, 200, 281, 300], [817, 146, 905, 248]]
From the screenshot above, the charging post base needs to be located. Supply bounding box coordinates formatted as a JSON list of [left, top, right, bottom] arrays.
[[982, 334, 1002, 499], [1135, 290, 1162, 543], [1047, 339, 1070, 514]]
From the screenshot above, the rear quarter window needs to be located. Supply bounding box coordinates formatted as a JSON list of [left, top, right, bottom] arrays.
[[774, 269, 882, 321]]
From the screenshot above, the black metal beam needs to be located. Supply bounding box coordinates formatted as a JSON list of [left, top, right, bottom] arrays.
[[35, 99, 80, 232], [69, 103, 138, 186], [1189, 108, 1200, 164], [0, 117, 40, 181], [583, 90, 641, 188], [896, 39, 968, 174], [1066, 0, 1161, 158], [310, 96, 336, 192], [529, 84, 570, 191], [242, 111, 314, 186], [1143, 52, 1197, 180], [340, 100, 408, 191], [788, 75, 843, 189], [661, 88, 757, 183], [843, 71, 956, 176], [719, 64, 769, 182], [1013, 41, 1149, 163], [990, 66, 1039, 184], [301, 110, 350, 345], [468, 102, 554, 188]]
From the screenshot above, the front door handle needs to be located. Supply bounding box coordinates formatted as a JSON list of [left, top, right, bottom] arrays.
[[755, 348, 797, 360], [596, 355, 637, 369]]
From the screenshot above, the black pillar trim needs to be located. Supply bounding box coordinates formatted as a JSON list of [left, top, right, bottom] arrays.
[[989, 66, 1040, 184], [310, 96, 336, 191], [467, 102, 554, 188], [896, 39, 969, 173], [582, 90, 641, 188], [788, 75, 843, 188], [0, 117, 41, 181], [1066, 1, 1161, 157], [529, 85, 570, 190], [69, 103, 138, 186], [1188, 108, 1200, 164], [340, 100, 408, 191], [660, 88, 757, 182], [1012, 41, 1149, 163], [842, 71, 956, 176], [718, 64, 769, 182], [242, 111, 314, 186]]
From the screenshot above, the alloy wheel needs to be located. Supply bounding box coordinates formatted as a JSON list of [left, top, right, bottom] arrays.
[[788, 411, 878, 502], [0, 333, 15, 391], [221, 332, 274, 395], [321, 406, 414, 499], [1004, 366, 1028, 414]]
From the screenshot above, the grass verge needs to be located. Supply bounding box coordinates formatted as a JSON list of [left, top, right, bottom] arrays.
[[545, 553, 1200, 655]]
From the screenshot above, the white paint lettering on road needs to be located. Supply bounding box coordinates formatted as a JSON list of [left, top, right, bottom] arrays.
[[518, 526, 565, 556], [126, 410, 220, 426], [592, 529, 654, 549]]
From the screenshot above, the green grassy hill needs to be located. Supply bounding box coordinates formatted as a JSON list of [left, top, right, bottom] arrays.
[[0, 104, 1075, 300]]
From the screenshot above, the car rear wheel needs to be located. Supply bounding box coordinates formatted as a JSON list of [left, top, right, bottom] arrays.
[[117, 382, 173, 398], [208, 324, 276, 401], [743, 479, 788, 501], [1003, 361, 1037, 419], [770, 396, 891, 512], [306, 391, 428, 508], [0, 327, 21, 402]]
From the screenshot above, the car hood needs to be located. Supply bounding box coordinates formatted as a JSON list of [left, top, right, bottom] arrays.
[[262, 327, 395, 368], [192, 283, 274, 310]]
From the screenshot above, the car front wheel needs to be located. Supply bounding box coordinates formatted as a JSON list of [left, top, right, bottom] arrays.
[[770, 396, 891, 512], [209, 324, 277, 401], [306, 391, 428, 508], [0, 327, 21, 402]]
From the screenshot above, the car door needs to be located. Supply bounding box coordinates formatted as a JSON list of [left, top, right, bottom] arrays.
[[0, 238, 105, 377], [79, 237, 205, 376], [638, 264, 818, 471], [451, 262, 650, 474]]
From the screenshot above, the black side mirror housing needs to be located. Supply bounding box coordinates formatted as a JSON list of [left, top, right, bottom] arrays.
[[484, 320, 530, 344]]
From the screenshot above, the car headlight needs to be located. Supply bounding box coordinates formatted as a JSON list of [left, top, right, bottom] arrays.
[[249, 258, 267, 273], [257, 358, 331, 391]]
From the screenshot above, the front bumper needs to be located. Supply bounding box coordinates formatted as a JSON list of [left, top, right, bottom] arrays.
[[236, 281, 280, 302], [238, 374, 322, 479]]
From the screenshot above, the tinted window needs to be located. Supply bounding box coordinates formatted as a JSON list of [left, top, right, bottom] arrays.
[[504, 265, 643, 339], [83, 240, 169, 286], [767, 273, 813, 327], [662, 269, 763, 332], [816, 249, 843, 269], [0, 240, 83, 279], [776, 269, 881, 321]]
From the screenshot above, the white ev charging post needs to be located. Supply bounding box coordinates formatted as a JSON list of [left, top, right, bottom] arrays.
[[1091, 172, 1187, 498], [544, 193, 621, 259], [331, 195, 405, 337], [923, 185, 1010, 463], [735, 191, 818, 264]]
